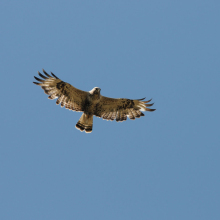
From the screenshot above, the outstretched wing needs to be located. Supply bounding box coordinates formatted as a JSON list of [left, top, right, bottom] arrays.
[[94, 96, 155, 122], [33, 69, 88, 112]]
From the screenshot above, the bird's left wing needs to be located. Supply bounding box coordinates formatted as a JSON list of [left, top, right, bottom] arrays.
[[94, 96, 155, 122], [33, 69, 88, 112]]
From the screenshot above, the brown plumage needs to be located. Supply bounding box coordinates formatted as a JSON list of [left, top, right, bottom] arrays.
[[33, 69, 156, 133]]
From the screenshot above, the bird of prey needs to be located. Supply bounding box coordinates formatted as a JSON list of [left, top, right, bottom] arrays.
[[33, 70, 156, 133]]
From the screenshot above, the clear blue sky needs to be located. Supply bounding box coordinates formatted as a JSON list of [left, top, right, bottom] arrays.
[[0, 1, 219, 219]]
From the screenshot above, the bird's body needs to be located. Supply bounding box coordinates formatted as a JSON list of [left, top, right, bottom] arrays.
[[34, 70, 156, 133], [84, 87, 101, 115]]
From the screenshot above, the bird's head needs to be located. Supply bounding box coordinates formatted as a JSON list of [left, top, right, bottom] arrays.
[[89, 87, 101, 101], [89, 87, 102, 101], [90, 87, 101, 95]]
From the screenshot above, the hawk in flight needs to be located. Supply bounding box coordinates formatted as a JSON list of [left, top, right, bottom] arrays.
[[33, 70, 156, 133]]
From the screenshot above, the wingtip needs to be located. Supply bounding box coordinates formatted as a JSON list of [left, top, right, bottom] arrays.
[[42, 69, 52, 77], [143, 98, 152, 103], [34, 76, 44, 82], [145, 103, 154, 107], [33, 81, 41, 85], [51, 72, 59, 79], [137, 97, 146, 101]]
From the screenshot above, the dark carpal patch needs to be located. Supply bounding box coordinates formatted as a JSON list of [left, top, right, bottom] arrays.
[[120, 99, 135, 109], [56, 81, 65, 90], [56, 81, 72, 97]]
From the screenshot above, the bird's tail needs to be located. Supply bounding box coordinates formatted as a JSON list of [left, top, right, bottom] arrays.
[[75, 113, 93, 133]]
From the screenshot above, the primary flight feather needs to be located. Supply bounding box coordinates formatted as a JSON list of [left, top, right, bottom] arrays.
[[33, 69, 156, 133]]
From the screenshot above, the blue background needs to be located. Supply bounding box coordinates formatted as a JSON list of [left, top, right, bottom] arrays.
[[0, 1, 219, 219]]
